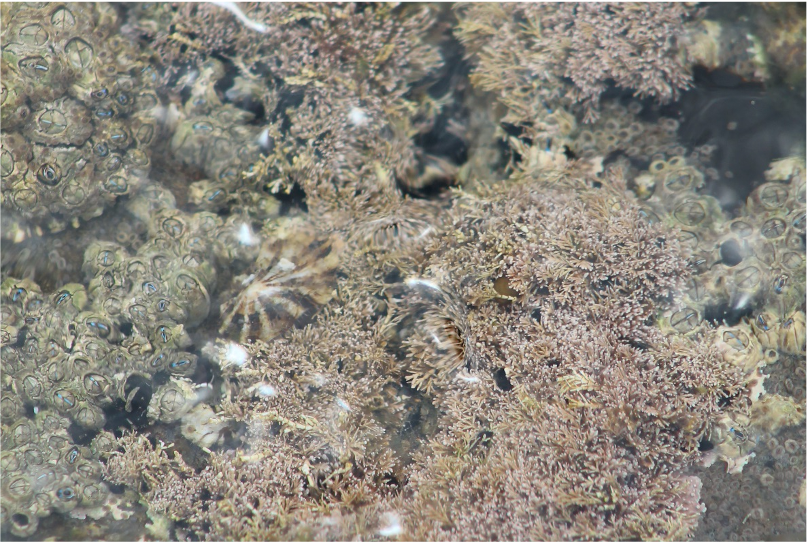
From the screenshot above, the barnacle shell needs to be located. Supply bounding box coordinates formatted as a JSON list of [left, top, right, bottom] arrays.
[[658, 306, 702, 336], [148, 378, 206, 423], [751, 394, 806, 433], [713, 324, 766, 374], [402, 280, 476, 393], [180, 404, 230, 449], [778, 310, 806, 354], [219, 219, 344, 342], [24, 97, 93, 146], [751, 311, 780, 349], [0, 74, 32, 131]]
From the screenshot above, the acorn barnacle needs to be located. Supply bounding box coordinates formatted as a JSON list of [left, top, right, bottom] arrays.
[[219, 219, 343, 343], [349, 198, 440, 253], [399, 277, 479, 393]]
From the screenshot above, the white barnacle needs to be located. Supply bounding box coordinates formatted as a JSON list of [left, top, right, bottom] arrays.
[[257, 127, 272, 150], [456, 371, 481, 384], [276, 258, 296, 272], [417, 225, 434, 239], [210, 1, 268, 33], [184, 69, 199, 86], [733, 292, 751, 311], [194, 382, 214, 403]]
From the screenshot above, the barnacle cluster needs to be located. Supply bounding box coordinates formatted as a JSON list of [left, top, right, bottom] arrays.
[[633, 154, 806, 473], [0, 405, 126, 538], [0, 276, 134, 537], [0, 159, 267, 536], [697, 380, 806, 540], [0, 213, 217, 536], [1, 2, 164, 243], [169, 62, 279, 222], [1, 2, 805, 541], [639, 156, 805, 317]]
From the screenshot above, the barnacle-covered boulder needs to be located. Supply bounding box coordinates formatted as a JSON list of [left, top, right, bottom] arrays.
[[0, 406, 117, 538], [0, 197, 225, 536], [1, 2, 164, 241], [0, 199, 224, 433], [633, 156, 806, 358]]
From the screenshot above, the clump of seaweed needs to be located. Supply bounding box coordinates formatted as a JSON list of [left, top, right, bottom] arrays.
[[107, 297, 405, 540], [455, 3, 698, 124], [1, 2, 805, 541], [392, 166, 746, 541]]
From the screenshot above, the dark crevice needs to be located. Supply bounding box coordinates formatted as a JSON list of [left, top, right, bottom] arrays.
[[703, 299, 755, 327], [623, 338, 650, 352], [414, 122, 468, 166], [719, 239, 744, 267], [674, 66, 805, 214], [698, 438, 715, 452], [119, 320, 133, 337], [107, 482, 127, 495], [493, 367, 513, 391], [67, 423, 98, 446], [272, 89, 306, 133], [272, 181, 308, 215], [11, 326, 27, 349], [104, 374, 153, 431], [22, 402, 36, 419], [152, 370, 170, 387]]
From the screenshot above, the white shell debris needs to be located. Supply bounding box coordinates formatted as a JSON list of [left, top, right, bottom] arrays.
[[224, 342, 249, 367], [257, 384, 277, 397], [238, 222, 258, 246], [210, 1, 268, 33], [349, 106, 369, 127], [378, 512, 403, 537], [405, 277, 442, 293], [257, 127, 272, 150]]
